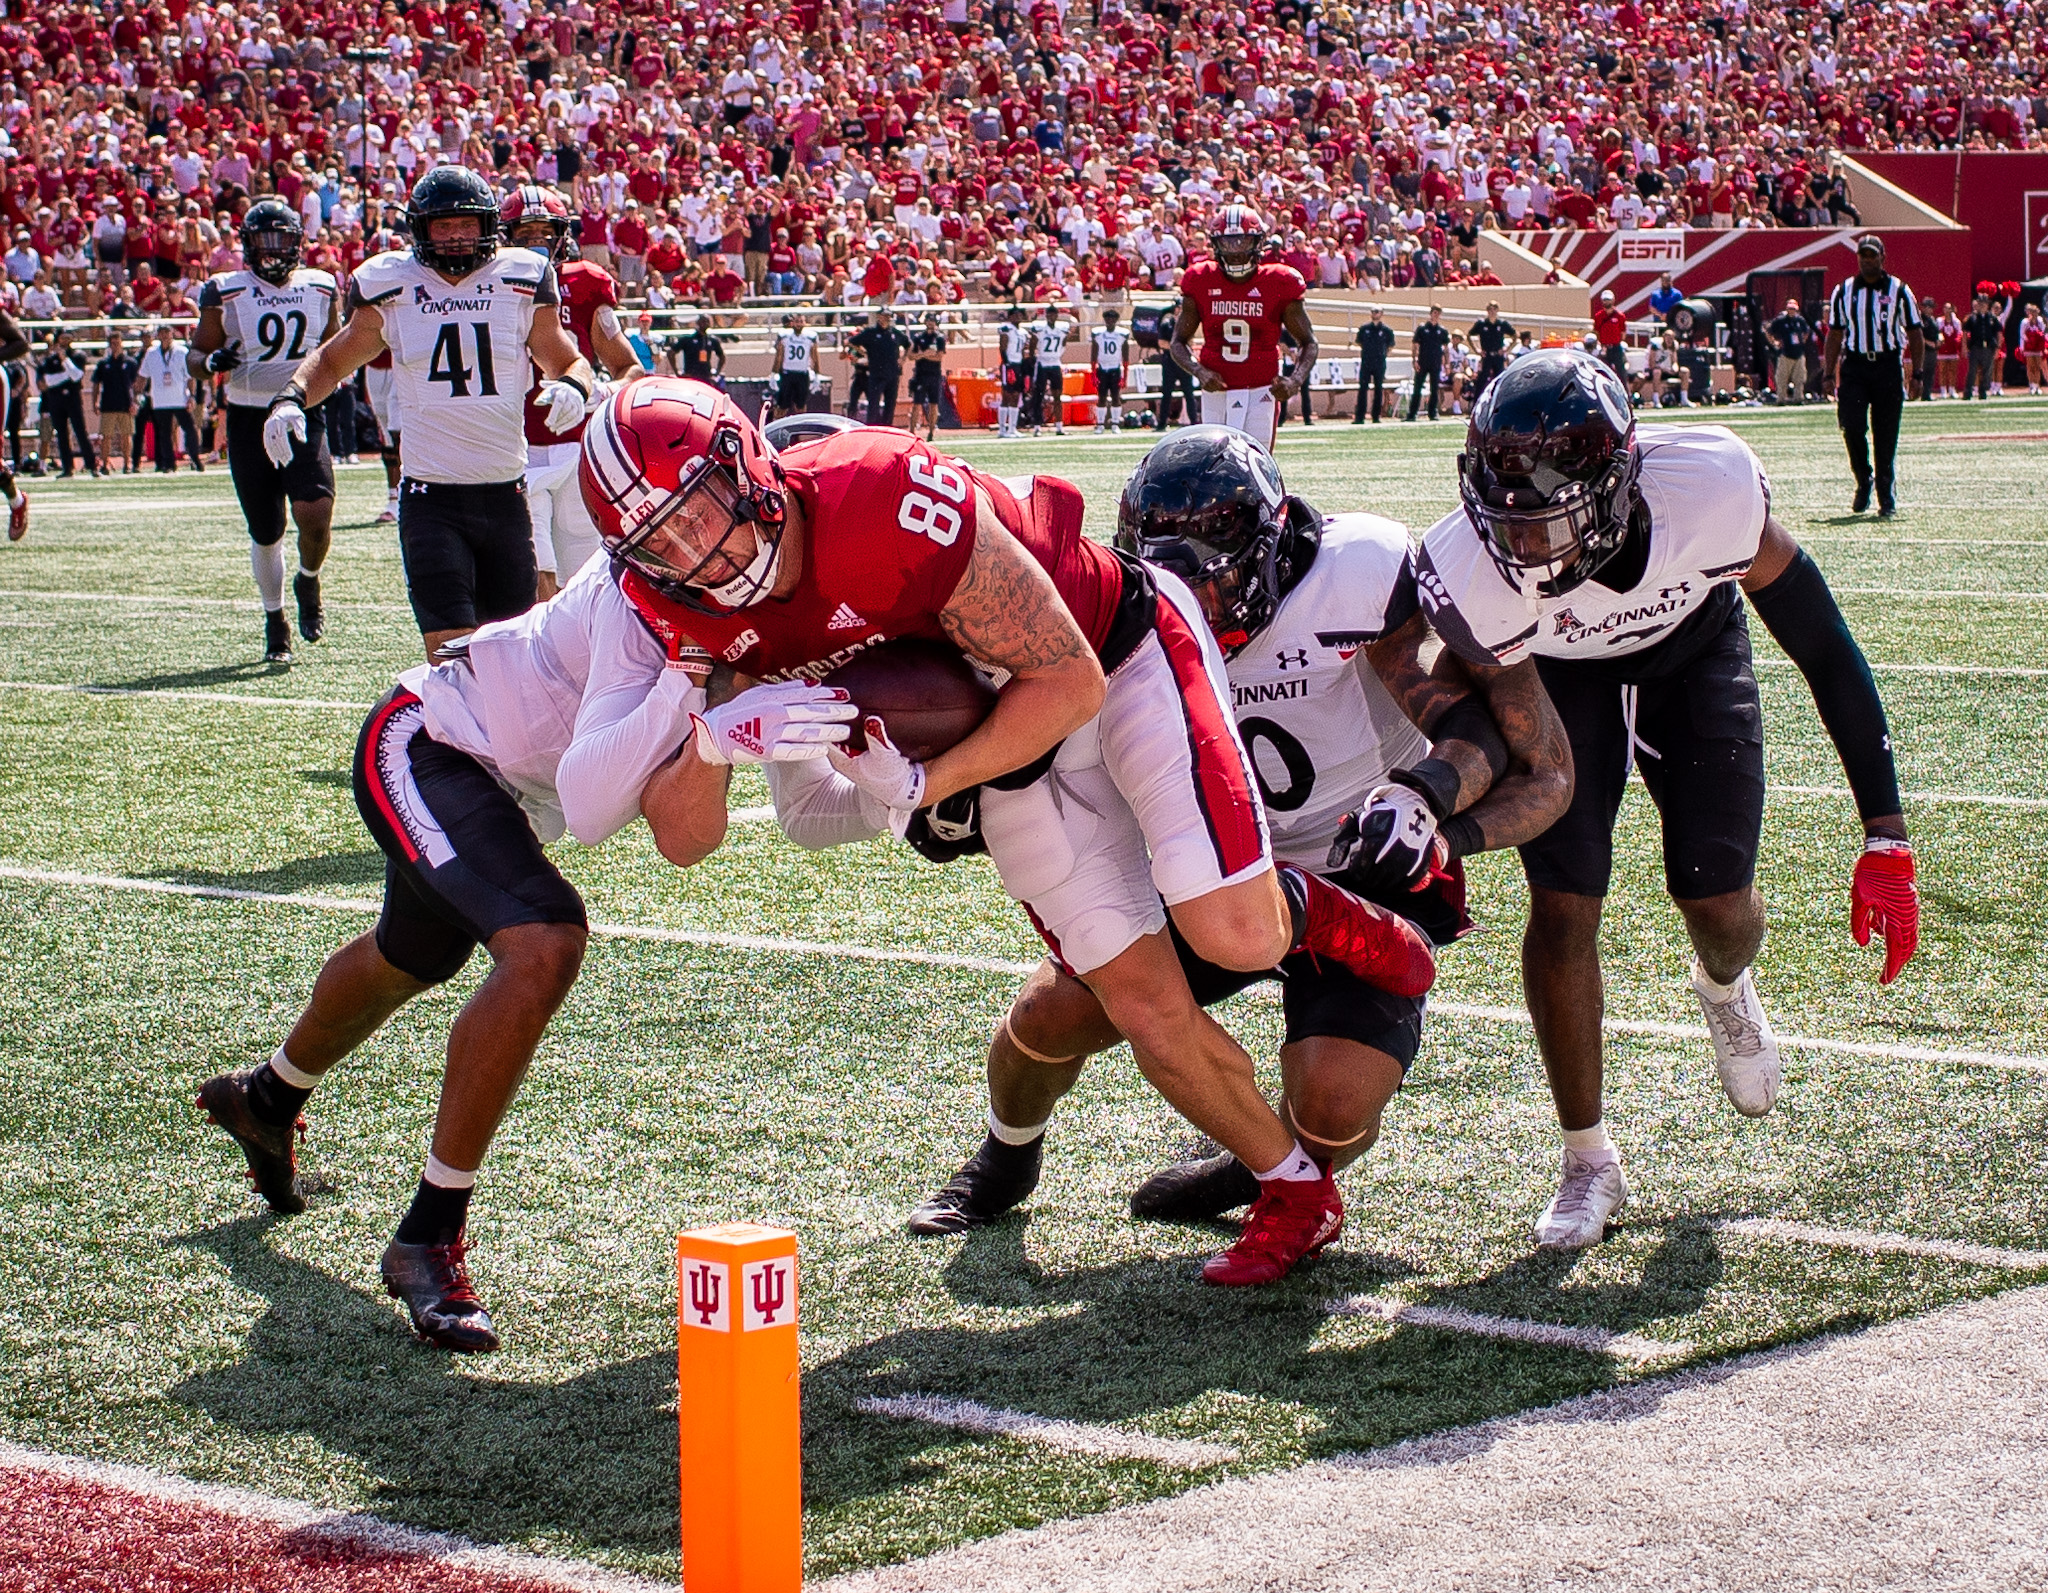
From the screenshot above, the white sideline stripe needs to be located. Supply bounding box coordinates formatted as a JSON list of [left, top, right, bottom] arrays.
[[1327, 1295, 1691, 1363], [855, 1396, 1236, 1470], [3, 865, 2042, 1072], [0, 679, 369, 710], [0, 588, 414, 613], [1755, 659, 2048, 679], [0, 1439, 678, 1592], [1769, 781, 2048, 811], [1716, 1218, 2048, 1272], [1834, 586, 2048, 600], [25, 498, 230, 513], [1800, 535, 2048, 547]]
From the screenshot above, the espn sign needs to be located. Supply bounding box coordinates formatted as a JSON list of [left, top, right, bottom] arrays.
[[1616, 230, 1686, 266], [677, 1223, 801, 1591]]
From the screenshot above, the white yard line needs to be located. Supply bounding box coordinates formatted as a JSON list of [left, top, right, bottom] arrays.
[[2, 864, 2041, 1075], [1327, 1294, 1690, 1363], [0, 588, 414, 613], [1767, 781, 2048, 811], [0, 679, 369, 710], [1833, 586, 2048, 600], [855, 1396, 1237, 1470], [0, 1440, 677, 1592], [1754, 659, 2048, 679], [1715, 1218, 2048, 1272], [23, 498, 233, 513]]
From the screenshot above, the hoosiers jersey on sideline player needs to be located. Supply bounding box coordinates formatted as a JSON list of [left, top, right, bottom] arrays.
[[1172, 251, 1313, 448]]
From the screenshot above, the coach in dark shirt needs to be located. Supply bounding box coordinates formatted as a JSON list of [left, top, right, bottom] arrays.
[[666, 316, 726, 382], [1353, 307, 1396, 423], [1962, 294, 2002, 400], [1766, 299, 1811, 405], [850, 309, 912, 425], [1468, 301, 1516, 395], [1407, 306, 1451, 421], [93, 334, 140, 475]]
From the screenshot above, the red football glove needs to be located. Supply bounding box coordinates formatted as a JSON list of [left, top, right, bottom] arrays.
[[1850, 838, 1918, 986]]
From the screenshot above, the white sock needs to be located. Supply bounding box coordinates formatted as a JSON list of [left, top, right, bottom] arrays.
[[423, 1153, 478, 1190], [250, 540, 286, 610], [1693, 963, 1744, 1001], [1254, 1141, 1321, 1182], [297, 563, 320, 581], [1109, 405, 1121, 426], [267, 1045, 320, 1089], [987, 1110, 1047, 1147], [3, 485, 20, 507], [1561, 1121, 1617, 1159]]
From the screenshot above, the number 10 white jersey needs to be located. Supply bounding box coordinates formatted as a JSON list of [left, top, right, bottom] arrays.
[[198, 268, 340, 408], [1222, 513, 1430, 869], [349, 248, 558, 484]]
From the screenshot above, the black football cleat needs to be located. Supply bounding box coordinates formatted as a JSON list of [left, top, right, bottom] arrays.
[[196, 1070, 306, 1215], [1851, 480, 1873, 514], [264, 610, 293, 664], [381, 1232, 501, 1352], [1129, 1151, 1260, 1222], [293, 571, 324, 643], [907, 1133, 1042, 1234]]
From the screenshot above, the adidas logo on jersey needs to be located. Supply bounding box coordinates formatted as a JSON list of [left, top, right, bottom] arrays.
[[722, 629, 761, 663], [827, 603, 869, 633]]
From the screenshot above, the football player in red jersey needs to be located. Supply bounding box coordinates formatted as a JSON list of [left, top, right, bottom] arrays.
[[1169, 205, 1318, 449], [586, 379, 1439, 1285], [502, 185, 646, 597]]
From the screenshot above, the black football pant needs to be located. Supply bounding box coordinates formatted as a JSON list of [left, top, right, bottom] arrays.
[[1028, 363, 1063, 427], [1837, 355, 1904, 501], [1154, 356, 1198, 426], [1966, 346, 1995, 399], [862, 371, 900, 426], [1354, 365, 1388, 421], [1406, 362, 1442, 420], [42, 389, 96, 475]]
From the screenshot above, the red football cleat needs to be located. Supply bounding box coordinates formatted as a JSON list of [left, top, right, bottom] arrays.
[[1202, 1168, 1344, 1287], [1284, 865, 1436, 998], [6, 493, 25, 542]]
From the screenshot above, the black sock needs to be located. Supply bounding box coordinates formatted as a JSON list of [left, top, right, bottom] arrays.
[[246, 1061, 313, 1126], [395, 1178, 473, 1247], [978, 1130, 1041, 1165], [1276, 863, 1309, 949]]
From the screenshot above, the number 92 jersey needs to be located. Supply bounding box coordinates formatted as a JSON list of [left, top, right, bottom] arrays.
[[198, 267, 339, 408], [348, 248, 558, 484], [1224, 512, 1430, 868]]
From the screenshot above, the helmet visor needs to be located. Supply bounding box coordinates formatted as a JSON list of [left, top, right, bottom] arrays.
[[1463, 478, 1602, 589], [613, 446, 762, 592]]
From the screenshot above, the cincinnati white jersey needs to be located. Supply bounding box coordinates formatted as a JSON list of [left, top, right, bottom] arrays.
[[1092, 328, 1129, 368], [1033, 322, 1071, 363], [1225, 514, 1431, 868], [777, 329, 817, 373], [200, 268, 340, 406], [999, 323, 1031, 365], [399, 555, 693, 844], [350, 248, 557, 484], [1416, 425, 1768, 669]]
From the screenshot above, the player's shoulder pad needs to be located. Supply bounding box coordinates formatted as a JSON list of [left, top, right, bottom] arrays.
[[197, 274, 234, 309], [297, 267, 339, 296], [1635, 423, 1769, 562], [1266, 261, 1309, 295], [566, 258, 619, 306], [496, 253, 551, 296], [349, 250, 413, 304], [1288, 512, 1418, 649], [1415, 506, 1534, 668]]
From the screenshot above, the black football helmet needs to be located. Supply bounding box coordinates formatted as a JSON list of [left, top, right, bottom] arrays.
[[407, 165, 501, 276], [239, 199, 303, 286], [1116, 424, 1310, 654], [1457, 348, 1640, 597]]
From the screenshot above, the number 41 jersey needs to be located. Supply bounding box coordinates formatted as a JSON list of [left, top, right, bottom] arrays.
[[1225, 512, 1430, 869], [349, 248, 558, 484], [198, 267, 339, 408]]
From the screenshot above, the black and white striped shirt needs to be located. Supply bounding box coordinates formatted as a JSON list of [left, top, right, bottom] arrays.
[[1829, 272, 1921, 354]]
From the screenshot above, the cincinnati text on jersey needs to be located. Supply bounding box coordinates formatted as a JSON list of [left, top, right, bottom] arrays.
[[1234, 677, 1310, 707], [1551, 586, 1701, 647]]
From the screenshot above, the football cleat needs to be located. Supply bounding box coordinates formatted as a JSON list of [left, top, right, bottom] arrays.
[[1692, 961, 1781, 1117], [293, 571, 324, 643], [196, 1070, 306, 1215], [1286, 867, 1436, 999], [376, 499, 398, 525], [381, 1232, 500, 1352], [264, 611, 293, 665], [1532, 1148, 1629, 1250], [1202, 1168, 1343, 1286], [1852, 480, 1873, 513], [6, 493, 25, 542], [907, 1133, 1042, 1234], [1129, 1151, 1259, 1221]]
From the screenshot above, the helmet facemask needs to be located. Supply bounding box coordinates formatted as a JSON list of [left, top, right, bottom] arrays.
[[607, 425, 788, 612], [1213, 230, 1261, 281], [1459, 441, 1640, 597], [245, 227, 301, 285]]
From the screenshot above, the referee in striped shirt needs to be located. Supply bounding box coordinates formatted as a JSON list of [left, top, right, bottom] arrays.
[[1823, 235, 1925, 516]]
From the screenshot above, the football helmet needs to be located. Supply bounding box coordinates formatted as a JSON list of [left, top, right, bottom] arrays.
[[1458, 348, 1641, 597], [498, 183, 572, 264], [1115, 424, 1306, 654], [761, 410, 863, 452], [581, 377, 789, 612], [407, 165, 501, 276], [239, 199, 303, 286], [1210, 203, 1265, 281]]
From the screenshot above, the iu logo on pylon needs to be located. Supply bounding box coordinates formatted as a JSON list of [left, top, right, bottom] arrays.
[[742, 1257, 797, 1330], [826, 603, 869, 632], [683, 1261, 729, 1331]]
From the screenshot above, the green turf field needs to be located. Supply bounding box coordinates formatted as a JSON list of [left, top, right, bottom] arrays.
[[2, 404, 2046, 1580]]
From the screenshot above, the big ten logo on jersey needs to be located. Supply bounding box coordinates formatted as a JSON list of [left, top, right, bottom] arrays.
[[743, 1256, 796, 1330], [898, 455, 969, 546], [683, 1258, 730, 1330]]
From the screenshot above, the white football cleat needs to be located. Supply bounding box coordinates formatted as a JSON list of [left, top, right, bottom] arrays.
[[1692, 960, 1781, 1117], [1532, 1148, 1629, 1250]]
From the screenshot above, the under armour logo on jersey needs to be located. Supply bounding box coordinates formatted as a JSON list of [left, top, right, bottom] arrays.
[[721, 628, 760, 663], [826, 603, 870, 632], [1276, 648, 1309, 669]]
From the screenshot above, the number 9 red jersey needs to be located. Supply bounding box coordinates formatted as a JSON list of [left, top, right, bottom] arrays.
[[1180, 259, 1307, 388]]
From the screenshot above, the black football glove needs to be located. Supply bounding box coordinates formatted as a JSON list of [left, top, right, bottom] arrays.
[[206, 342, 243, 373], [1327, 782, 1443, 894]]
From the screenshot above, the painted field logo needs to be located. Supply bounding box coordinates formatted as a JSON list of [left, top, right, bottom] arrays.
[[743, 1257, 796, 1330], [684, 1261, 729, 1331]]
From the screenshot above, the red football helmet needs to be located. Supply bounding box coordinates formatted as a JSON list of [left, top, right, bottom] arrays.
[[581, 377, 789, 612], [1211, 203, 1265, 281], [499, 184, 573, 263]]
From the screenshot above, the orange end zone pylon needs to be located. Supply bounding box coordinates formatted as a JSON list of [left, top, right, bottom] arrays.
[[677, 1223, 802, 1591]]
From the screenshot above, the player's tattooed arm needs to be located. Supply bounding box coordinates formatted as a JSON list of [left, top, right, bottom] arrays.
[[929, 505, 1106, 804], [1368, 610, 1471, 781], [1276, 298, 1319, 398], [1438, 649, 1573, 852], [1168, 298, 1224, 391]]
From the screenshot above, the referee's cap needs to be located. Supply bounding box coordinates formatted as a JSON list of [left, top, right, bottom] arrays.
[[1855, 233, 1885, 258]]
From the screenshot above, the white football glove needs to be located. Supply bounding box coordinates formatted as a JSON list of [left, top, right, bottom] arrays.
[[539, 377, 590, 434], [827, 716, 928, 817], [262, 401, 307, 466], [690, 681, 856, 765], [1327, 782, 1441, 887]]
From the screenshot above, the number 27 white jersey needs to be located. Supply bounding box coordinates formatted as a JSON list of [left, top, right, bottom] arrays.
[[1223, 513, 1430, 869], [349, 248, 558, 484]]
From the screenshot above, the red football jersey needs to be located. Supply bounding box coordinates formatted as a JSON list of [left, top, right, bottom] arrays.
[[523, 258, 619, 446], [617, 429, 1123, 684], [1181, 259, 1306, 388]]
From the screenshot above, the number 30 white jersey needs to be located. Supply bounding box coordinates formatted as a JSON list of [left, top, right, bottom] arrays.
[[349, 248, 559, 484], [198, 268, 340, 408], [1225, 513, 1430, 869]]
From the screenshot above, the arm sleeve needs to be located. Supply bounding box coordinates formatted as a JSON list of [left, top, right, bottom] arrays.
[[1745, 548, 1901, 821], [763, 760, 892, 850], [555, 599, 706, 845]]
